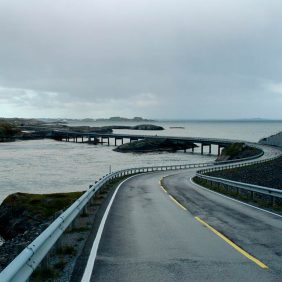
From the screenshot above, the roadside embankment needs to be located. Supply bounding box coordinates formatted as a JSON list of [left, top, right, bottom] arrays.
[[0, 192, 83, 271], [0, 175, 131, 281], [208, 156, 282, 190]]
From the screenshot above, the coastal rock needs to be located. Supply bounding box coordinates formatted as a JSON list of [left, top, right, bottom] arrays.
[[101, 124, 164, 131], [259, 132, 282, 148], [131, 124, 164, 130], [114, 138, 197, 153], [0, 192, 82, 271], [216, 143, 262, 161]]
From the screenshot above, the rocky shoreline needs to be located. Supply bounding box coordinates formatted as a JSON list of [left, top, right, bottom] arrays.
[[0, 192, 83, 271], [0, 118, 164, 142]]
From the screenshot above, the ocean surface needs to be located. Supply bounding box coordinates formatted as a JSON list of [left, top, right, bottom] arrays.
[[1, 120, 282, 205]]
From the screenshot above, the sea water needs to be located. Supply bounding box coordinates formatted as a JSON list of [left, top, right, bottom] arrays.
[[0, 120, 282, 204]]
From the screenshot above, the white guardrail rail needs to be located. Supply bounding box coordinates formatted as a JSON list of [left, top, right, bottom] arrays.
[[196, 151, 282, 200], [0, 147, 277, 282], [195, 173, 282, 199]]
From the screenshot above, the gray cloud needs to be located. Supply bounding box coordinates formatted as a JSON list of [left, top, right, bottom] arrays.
[[0, 0, 282, 118]]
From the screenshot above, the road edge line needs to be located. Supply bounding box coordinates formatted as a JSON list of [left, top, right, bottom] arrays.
[[169, 195, 187, 211], [81, 174, 139, 282], [190, 177, 282, 219]]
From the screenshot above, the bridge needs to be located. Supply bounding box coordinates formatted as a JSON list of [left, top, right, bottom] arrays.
[[0, 140, 282, 281], [52, 130, 238, 155]]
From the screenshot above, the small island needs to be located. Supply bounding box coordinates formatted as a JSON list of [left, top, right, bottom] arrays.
[[103, 124, 164, 131], [216, 143, 262, 161], [114, 138, 197, 153], [96, 116, 154, 122]]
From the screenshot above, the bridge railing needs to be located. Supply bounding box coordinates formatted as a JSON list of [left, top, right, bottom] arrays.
[[0, 148, 268, 281]]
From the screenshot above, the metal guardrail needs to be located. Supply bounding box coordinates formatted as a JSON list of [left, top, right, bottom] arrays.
[[195, 173, 282, 199], [195, 149, 282, 203], [0, 147, 268, 281], [198, 152, 277, 175], [0, 160, 219, 282]]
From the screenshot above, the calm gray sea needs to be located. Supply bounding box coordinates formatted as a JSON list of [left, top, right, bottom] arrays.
[[0, 121, 281, 204]]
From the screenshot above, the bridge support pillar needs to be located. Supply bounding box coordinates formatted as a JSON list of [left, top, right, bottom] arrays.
[[201, 144, 204, 155], [209, 144, 212, 154], [218, 145, 221, 156]]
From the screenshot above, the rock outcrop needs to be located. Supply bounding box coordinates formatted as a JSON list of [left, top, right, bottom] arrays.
[[0, 192, 82, 271], [259, 132, 282, 147], [216, 143, 262, 161], [114, 138, 197, 153], [101, 124, 164, 131]]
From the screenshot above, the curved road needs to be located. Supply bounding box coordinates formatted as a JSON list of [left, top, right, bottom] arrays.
[[76, 165, 282, 281]]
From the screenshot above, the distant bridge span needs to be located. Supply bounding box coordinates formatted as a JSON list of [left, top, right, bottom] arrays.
[[52, 130, 244, 155]]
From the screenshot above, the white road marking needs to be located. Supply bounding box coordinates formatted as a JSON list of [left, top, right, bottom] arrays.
[[81, 175, 138, 282], [190, 177, 282, 219]]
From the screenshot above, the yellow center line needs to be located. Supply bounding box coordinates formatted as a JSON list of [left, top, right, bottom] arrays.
[[160, 185, 168, 193], [195, 216, 268, 269], [169, 195, 187, 211], [159, 178, 167, 193]]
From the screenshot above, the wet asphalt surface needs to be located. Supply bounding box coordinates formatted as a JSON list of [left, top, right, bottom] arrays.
[[87, 171, 282, 281]]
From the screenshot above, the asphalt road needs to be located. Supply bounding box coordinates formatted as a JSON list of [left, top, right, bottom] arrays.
[[83, 171, 282, 281]]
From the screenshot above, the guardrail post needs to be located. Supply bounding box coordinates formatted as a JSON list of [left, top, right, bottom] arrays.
[[250, 191, 254, 201], [82, 205, 88, 216], [271, 195, 275, 207], [68, 218, 78, 232], [39, 252, 51, 272]]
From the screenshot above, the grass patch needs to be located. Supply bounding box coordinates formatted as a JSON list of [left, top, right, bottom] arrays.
[[32, 267, 57, 281], [56, 245, 76, 256], [67, 226, 90, 233], [3, 191, 84, 219], [54, 259, 66, 270]]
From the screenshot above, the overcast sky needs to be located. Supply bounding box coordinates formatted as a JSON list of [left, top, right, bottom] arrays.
[[0, 0, 282, 119]]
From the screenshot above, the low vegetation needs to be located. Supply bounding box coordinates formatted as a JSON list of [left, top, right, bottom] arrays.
[[216, 142, 262, 161], [0, 191, 83, 240], [114, 138, 197, 153], [0, 122, 20, 139]]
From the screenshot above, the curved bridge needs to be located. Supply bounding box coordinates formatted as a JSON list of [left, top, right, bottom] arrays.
[[52, 130, 243, 155]]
